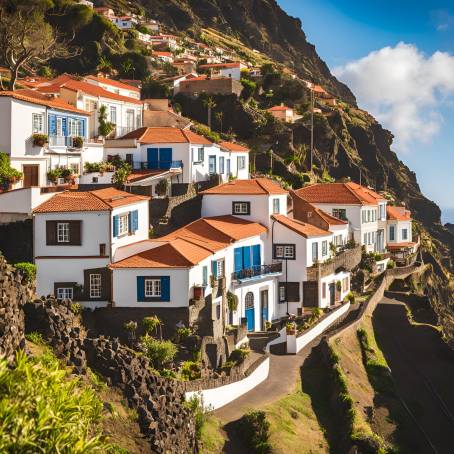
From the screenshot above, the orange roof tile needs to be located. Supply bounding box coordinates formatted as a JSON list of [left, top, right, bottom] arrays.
[[201, 178, 287, 195], [33, 188, 149, 213], [86, 75, 140, 92], [272, 214, 331, 238], [219, 141, 250, 153], [268, 105, 292, 112], [120, 127, 212, 144], [110, 215, 267, 269], [387, 205, 412, 221], [0, 90, 90, 116], [387, 242, 417, 250], [295, 182, 384, 206], [199, 62, 242, 69]]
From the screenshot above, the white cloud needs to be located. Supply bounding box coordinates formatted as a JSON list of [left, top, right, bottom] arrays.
[[333, 42, 454, 151]]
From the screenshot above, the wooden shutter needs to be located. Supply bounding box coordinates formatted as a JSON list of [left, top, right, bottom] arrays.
[[211, 260, 217, 278], [68, 221, 82, 245], [252, 244, 261, 267], [286, 282, 300, 302], [160, 276, 170, 301], [46, 221, 57, 245], [137, 276, 145, 302], [112, 215, 119, 237]]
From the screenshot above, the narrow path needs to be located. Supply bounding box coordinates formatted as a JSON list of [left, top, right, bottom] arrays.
[[373, 297, 454, 454]]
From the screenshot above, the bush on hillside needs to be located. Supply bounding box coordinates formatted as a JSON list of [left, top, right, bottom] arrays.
[[14, 262, 36, 283], [239, 410, 272, 453], [141, 337, 177, 370]]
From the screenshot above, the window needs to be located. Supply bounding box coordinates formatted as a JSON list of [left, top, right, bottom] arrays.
[[89, 274, 101, 298], [312, 242, 318, 262], [57, 222, 70, 243], [342, 277, 349, 292], [389, 225, 395, 241], [70, 163, 79, 174], [322, 283, 326, 299], [367, 210, 371, 223], [364, 233, 367, 245], [32, 113, 44, 133], [92, 176, 98, 183], [56, 117, 63, 136], [322, 240, 328, 257], [215, 259, 225, 278], [110, 106, 117, 124], [272, 198, 280, 214], [68, 118, 82, 136], [208, 155, 216, 174], [245, 292, 254, 308], [274, 244, 295, 260], [232, 201, 250, 215], [145, 278, 161, 297], [99, 243, 106, 256], [202, 266, 208, 287], [379, 203, 386, 220], [118, 214, 129, 236], [332, 208, 347, 221], [279, 285, 286, 303], [402, 228, 408, 240], [219, 156, 225, 174], [237, 156, 246, 170], [57, 287, 73, 299], [197, 147, 204, 162], [334, 235, 343, 246]]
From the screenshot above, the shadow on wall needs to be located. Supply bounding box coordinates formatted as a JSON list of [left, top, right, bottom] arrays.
[[0, 219, 33, 263]]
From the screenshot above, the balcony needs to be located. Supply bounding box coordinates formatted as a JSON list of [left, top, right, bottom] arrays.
[[131, 160, 183, 171], [48, 136, 83, 149], [232, 263, 282, 283]]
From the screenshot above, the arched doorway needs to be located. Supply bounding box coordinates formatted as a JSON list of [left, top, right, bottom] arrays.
[[245, 292, 255, 331]]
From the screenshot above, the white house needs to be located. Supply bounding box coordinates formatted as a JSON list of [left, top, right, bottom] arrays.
[[0, 90, 92, 189], [85, 75, 141, 100], [112, 15, 138, 30], [102, 127, 249, 184], [198, 62, 246, 80], [110, 215, 282, 332], [386, 205, 417, 263], [267, 105, 302, 124], [294, 182, 388, 253], [33, 188, 150, 308]]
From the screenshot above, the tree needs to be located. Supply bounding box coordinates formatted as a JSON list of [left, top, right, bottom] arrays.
[[111, 164, 131, 189], [202, 96, 216, 130], [0, 152, 22, 188], [215, 111, 224, 134], [0, 4, 78, 90], [97, 55, 112, 75], [97, 105, 114, 138], [120, 59, 135, 79]]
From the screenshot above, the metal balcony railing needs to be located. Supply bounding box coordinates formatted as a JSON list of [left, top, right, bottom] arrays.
[[48, 136, 84, 149], [232, 263, 282, 282], [114, 125, 139, 138], [131, 160, 183, 171]]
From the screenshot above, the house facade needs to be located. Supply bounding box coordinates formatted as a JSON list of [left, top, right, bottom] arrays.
[[198, 62, 246, 80], [34, 188, 150, 308], [386, 205, 417, 264]]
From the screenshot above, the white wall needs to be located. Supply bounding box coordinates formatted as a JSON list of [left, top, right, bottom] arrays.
[[319, 270, 351, 309], [79, 172, 114, 185], [0, 97, 12, 155], [86, 79, 140, 100], [185, 356, 270, 410], [220, 66, 242, 80], [0, 187, 54, 215], [388, 220, 412, 243]]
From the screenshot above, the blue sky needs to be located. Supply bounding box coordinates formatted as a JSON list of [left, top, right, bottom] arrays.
[[278, 0, 454, 222]]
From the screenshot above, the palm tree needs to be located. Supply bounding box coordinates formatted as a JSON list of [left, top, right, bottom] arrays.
[[97, 56, 112, 75], [203, 96, 216, 130], [215, 111, 224, 134], [121, 59, 135, 79]]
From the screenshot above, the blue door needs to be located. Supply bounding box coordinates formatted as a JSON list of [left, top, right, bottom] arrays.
[[147, 148, 159, 169], [159, 147, 172, 169], [245, 292, 255, 331], [234, 247, 243, 273], [252, 244, 261, 271], [243, 246, 251, 270]]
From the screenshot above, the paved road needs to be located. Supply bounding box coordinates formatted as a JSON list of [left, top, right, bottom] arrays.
[[374, 297, 454, 454]]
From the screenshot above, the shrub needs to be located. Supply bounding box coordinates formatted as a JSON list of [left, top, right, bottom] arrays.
[[227, 291, 239, 311], [180, 360, 201, 380], [14, 262, 36, 283], [387, 260, 396, 269], [239, 410, 272, 454], [175, 327, 191, 342], [98, 105, 114, 137], [0, 152, 23, 185], [47, 167, 62, 184], [345, 292, 355, 304], [191, 123, 221, 143], [184, 396, 206, 440], [71, 303, 83, 314], [155, 178, 168, 196], [112, 164, 131, 188], [71, 136, 84, 149], [220, 360, 235, 373], [142, 315, 162, 337], [25, 332, 46, 345], [0, 350, 108, 452], [32, 133, 48, 147], [141, 337, 177, 370], [229, 347, 250, 364]]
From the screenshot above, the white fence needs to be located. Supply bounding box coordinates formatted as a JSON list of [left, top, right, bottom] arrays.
[[185, 356, 270, 410], [287, 302, 351, 354]]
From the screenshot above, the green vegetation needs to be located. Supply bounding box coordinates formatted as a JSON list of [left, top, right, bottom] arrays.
[[141, 337, 177, 370], [238, 410, 272, 454], [25, 331, 46, 345], [0, 349, 110, 452], [0, 152, 22, 186], [14, 262, 36, 283], [199, 414, 225, 454], [98, 105, 115, 138], [180, 360, 202, 380], [142, 315, 162, 339]]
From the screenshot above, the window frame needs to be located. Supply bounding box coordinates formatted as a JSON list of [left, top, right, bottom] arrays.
[[402, 228, 408, 241], [312, 242, 319, 262], [272, 198, 280, 214], [332, 208, 347, 221], [144, 278, 161, 297], [32, 113, 44, 133], [237, 156, 246, 170], [273, 243, 296, 260], [389, 225, 396, 241], [89, 274, 102, 298], [56, 287, 73, 300], [57, 222, 70, 243], [322, 240, 328, 257], [232, 201, 251, 215], [118, 213, 129, 236]]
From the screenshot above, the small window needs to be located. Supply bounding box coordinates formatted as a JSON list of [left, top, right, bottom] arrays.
[[274, 244, 295, 259], [110, 106, 117, 124], [92, 177, 99, 183], [402, 228, 408, 240], [343, 277, 349, 292], [57, 287, 73, 299], [312, 242, 318, 262], [219, 156, 225, 174], [232, 201, 250, 215], [57, 222, 70, 243], [245, 292, 254, 308], [389, 225, 395, 241], [197, 147, 204, 162], [216, 259, 225, 278], [202, 266, 208, 286], [99, 243, 106, 256], [89, 274, 101, 298], [279, 285, 286, 302], [118, 214, 129, 236], [32, 113, 44, 133], [322, 240, 328, 257], [272, 198, 280, 214], [145, 278, 161, 297], [333, 208, 347, 221], [237, 156, 246, 170]]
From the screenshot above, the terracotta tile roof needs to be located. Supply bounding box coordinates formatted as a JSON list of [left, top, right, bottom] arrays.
[[126, 169, 170, 183], [153, 51, 173, 57], [86, 75, 140, 92], [295, 182, 384, 206], [110, 215, 267, 269], [120, 127, 212, 144], [60, 79, 143, 105], [33, 188, 149, 213], [200, 178, 287, 195], [387, 242, 417, 250], [199, 62, 242, 69], [272, 214, 331, 238], [387, 205, 412, 221], [0, 90, 90, 116], [219, 141, 250, 152], [268, 105, 292, 112]]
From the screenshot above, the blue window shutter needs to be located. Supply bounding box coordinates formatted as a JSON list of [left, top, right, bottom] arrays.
[[211, 260, 217, 278], [202, 266, 208, 286], [161, 276, 170, 301], [113, 215, 119, 237], [49, 115, 57, 135], [62, 117, 67, 136], [252, 244, 261, 267], [137, 276, 145, 302], [234, 248, 243, 272], [243, 246, 251, 269], [132, 210, 138, 232], [80, 119, 85, 138], [128, 212, 133, 233]]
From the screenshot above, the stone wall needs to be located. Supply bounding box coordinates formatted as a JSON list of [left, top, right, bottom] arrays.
[[25, 298, 197, 453], [0, 256, 33, 363]]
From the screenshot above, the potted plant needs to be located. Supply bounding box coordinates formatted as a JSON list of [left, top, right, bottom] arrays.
[[60, 168, 73, 183], [72, 136, 83, 149], [155, 178, 168, 197], [32, 133, 48, 147], [286, 321, 296, 335], [227, 291, 238, 312], [47, 168, 62, 185]]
